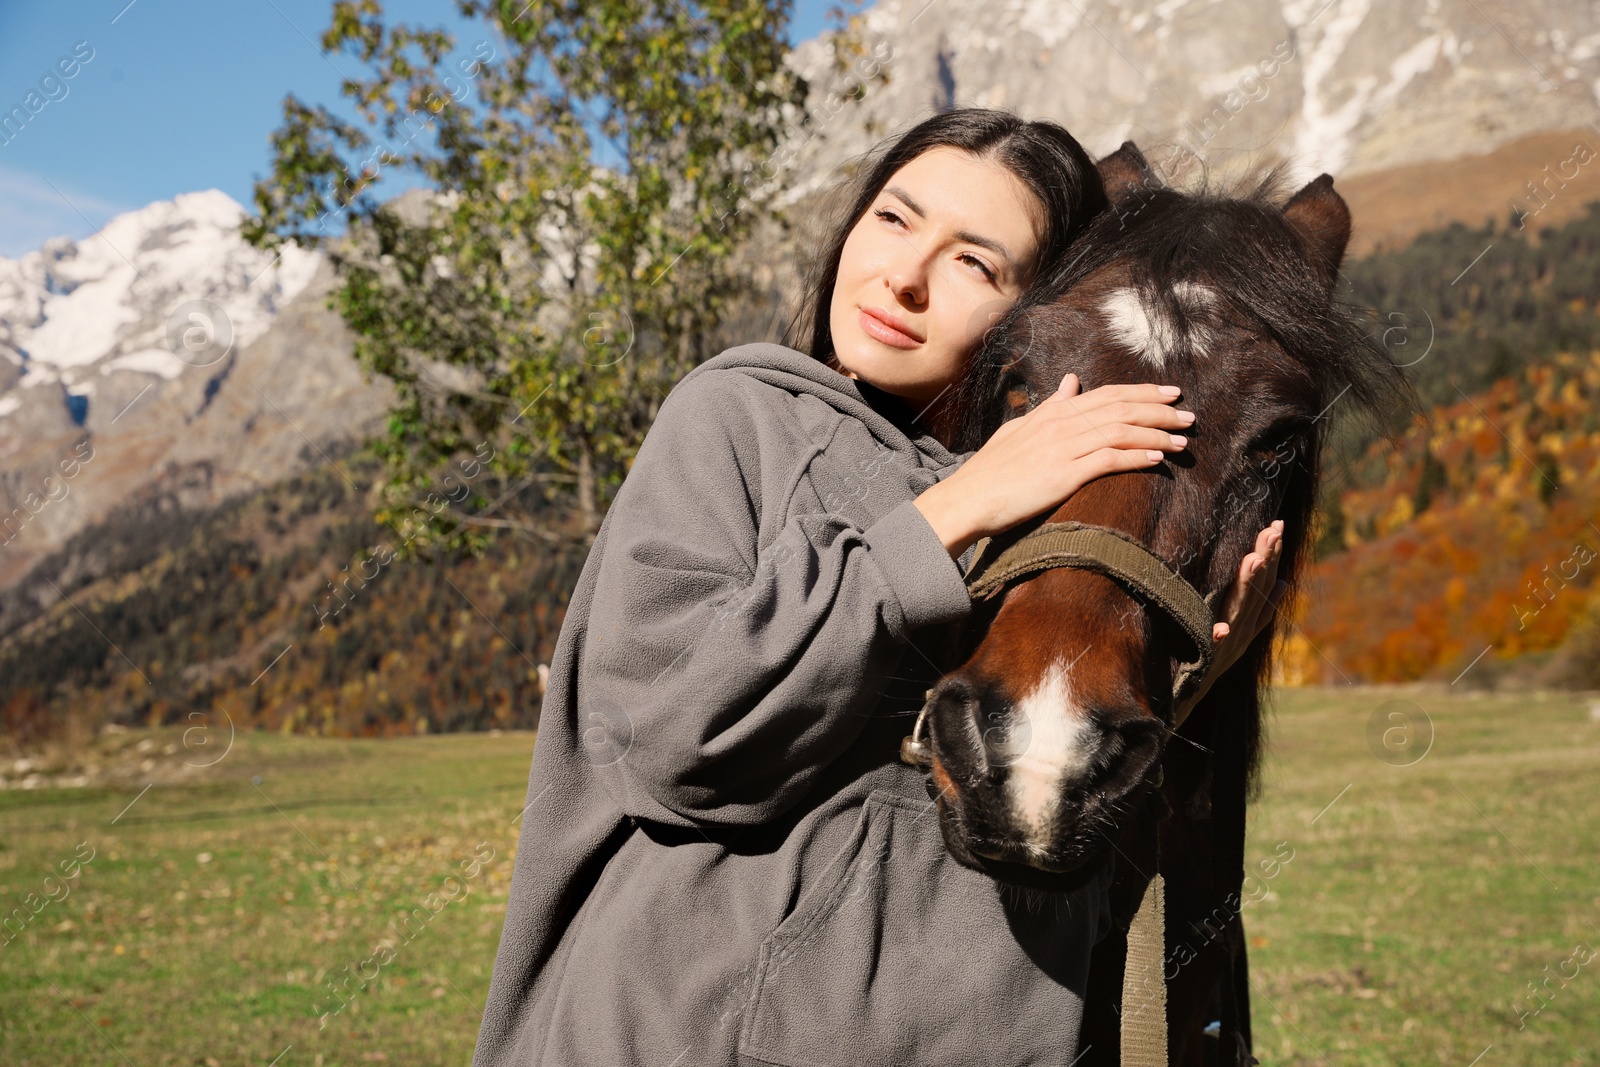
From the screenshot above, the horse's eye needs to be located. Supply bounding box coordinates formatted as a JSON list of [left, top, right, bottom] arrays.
[[999, 372, 1035, 416], [1248, 420, 1308, 456]]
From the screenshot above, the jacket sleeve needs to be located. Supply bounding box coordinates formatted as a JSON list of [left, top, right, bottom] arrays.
[[580, 370, 973, 829]]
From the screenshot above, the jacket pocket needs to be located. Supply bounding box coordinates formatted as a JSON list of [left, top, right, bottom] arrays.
[[737, 789, 1100, 1067]]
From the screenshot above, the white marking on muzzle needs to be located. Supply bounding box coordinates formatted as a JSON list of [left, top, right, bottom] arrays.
[[990, 660, 1099, 850]]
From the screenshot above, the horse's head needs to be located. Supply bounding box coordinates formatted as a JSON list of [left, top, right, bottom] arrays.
[[916, 143, 1404, 889]]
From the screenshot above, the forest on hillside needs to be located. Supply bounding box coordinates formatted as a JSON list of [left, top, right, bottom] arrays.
[[1282, 202, 1600, 686], [0, 453, 585, 747], [1289, 350, 1600, 686], [1340, 201, 1600, 422]]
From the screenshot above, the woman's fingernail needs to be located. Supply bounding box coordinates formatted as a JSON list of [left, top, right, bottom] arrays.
[[1158, 385, 1181, 395], [1169, 434, 1188, 447], [1146, 450, 1165, 461], [1177, 409, 1196, 424]]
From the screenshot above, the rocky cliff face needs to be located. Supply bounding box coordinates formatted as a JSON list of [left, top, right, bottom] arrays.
[[779, 0, 1600, 196], [0, 191, 393, 593]]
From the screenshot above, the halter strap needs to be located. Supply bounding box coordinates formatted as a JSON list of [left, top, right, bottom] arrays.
[[955, 521, 1214, 1061], [961, 520, 1219, 727]]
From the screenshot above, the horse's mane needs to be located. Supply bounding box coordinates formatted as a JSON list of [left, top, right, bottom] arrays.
[[953, 165, 1401, 451], [950, 165, 1415, 801]]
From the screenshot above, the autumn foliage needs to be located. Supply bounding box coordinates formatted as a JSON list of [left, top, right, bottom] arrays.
[[1284, 350, 1600, 684]]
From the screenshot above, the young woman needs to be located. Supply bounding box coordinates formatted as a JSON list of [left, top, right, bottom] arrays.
[[471, 108, 1285, 1067]]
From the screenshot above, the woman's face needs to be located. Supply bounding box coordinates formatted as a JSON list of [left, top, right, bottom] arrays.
[[827, 145, 1045, 412]]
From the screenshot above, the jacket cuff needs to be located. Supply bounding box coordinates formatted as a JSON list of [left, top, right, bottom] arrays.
[[862, 497, 974, 634]]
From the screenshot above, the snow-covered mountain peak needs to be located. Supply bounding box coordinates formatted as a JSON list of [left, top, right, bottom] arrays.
[[0, 189, 320, 397], [0, 187, 391, 597]]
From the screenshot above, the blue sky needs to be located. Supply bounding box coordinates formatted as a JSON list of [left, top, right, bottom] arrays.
[[0, 0, 839, 257]]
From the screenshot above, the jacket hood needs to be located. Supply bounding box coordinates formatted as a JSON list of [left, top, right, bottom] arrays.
[[678, 342, 975, 477]]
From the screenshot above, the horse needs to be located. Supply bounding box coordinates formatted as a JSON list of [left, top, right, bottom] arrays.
[[906, 142, 1412, 1064]]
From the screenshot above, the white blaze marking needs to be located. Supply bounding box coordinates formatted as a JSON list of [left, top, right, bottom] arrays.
[[1099, 282, 1219, 368], [992, 660, 1098, 850], [1175, 281, 1218, 362], [1171, 280, 1218, 308], [1100, 288, 1173, 369]]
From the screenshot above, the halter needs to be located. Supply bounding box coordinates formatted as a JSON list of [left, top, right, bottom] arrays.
[[896, 518, 1225, 1066], [898, 519, 1220, 769]]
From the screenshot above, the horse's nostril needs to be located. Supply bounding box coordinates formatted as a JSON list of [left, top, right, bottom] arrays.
[[1095, 716, 1165, 796], [925, 675, 987, 777], [925, 676, 978, 724]]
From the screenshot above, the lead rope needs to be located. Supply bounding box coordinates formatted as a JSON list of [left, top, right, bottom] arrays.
[[1120, 860, 1167, 1066]]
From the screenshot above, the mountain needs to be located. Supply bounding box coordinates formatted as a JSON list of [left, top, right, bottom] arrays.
[[4, 0, 1600, 742], [0, 190, 394, 595], [1334, 126, 1600, 255], [780, 0, 1600, 248], [8, 0, 1599, 607], [0, 448, 578, 755]]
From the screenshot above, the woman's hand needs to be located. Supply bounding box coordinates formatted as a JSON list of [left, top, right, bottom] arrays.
[[915, 371, 1194, 557], [1174, 520, 1288, 723]]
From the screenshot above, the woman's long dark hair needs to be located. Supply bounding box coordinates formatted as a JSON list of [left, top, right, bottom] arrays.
[[784, 107, 1109, 385]]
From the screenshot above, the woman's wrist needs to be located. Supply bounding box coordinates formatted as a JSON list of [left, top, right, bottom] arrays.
[[913, 479, 986, 560]]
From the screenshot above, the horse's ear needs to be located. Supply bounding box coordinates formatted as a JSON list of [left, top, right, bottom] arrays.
[[1282, 174, 1351, 294], [1096, 141, 1159, 209]]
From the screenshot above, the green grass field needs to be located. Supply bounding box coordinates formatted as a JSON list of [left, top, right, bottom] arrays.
[[1244, 686, 1600, 1065], [1, 686, 1596, 1065]]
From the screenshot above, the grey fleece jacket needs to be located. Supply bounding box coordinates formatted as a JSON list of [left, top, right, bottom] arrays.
[[471, 342, 1112, 1067]]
